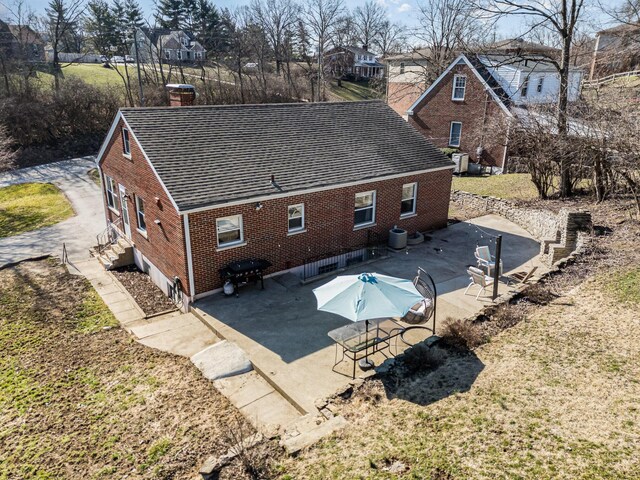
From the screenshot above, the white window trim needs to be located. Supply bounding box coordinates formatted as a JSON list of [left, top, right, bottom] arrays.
[[122, 128, 131, 157], [135, 195, 147, 235], [449, 122, 462, 147], [536, 77, 544, 93], [287, 203, 305, 233], [452, 74, 466, 101], [399, 62, 405, 74], [216, 214, 244, 248], [354, 190, 376, 227], [105, 175, 119, 213], [400, 182, 417, 217]]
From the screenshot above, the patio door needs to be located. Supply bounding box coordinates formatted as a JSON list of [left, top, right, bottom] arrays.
[[119, 184, 132, 238]]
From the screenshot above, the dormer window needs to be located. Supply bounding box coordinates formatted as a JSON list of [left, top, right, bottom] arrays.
[[452, 75, 466, 101], [122, 128, 130, 156]]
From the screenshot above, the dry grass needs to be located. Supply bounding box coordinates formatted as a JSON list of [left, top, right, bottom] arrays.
[[280, 270, 640, 479], [0, 259, 254, 479], [452, 174, 539, 201]]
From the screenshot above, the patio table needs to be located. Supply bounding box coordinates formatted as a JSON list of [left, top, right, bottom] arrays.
[[328, 318, 405, 379]]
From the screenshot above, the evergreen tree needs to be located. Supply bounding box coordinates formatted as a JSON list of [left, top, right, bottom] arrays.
[[85, 0, 117, 55], [157, 0, 185, 29]]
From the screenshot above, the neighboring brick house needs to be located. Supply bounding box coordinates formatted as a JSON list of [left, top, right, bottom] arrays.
[[384, 48, 434, 118], [402, 52, 583, 171], [589, 23, 640, 80], [96, 93, 454, 308], [0, 20, 45, 62]]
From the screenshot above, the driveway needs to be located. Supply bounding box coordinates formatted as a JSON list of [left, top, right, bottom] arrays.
[[193, 214, 547, 414], [0, 157, 105, 268]]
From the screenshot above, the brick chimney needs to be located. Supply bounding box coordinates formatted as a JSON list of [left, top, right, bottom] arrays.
[[166, 84, 196, 107]]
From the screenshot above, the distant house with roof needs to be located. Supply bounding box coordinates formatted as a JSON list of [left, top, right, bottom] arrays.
[[132, 28, 206, 64], [589, 23, 640, 80], [96, 87, 454, 308], [388, 44, 583, 171], [0, 20, 45, 62], [325, 45, 385, 79]]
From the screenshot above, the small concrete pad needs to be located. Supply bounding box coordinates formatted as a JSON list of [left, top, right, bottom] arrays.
[[191, 340, 253, 380], [280, 415, 348, 454], [214, 371, 301, 433], [131, 312, 219, 357]]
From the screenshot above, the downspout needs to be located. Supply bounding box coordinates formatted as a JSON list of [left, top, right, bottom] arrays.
[[183, 213, 196, 305]]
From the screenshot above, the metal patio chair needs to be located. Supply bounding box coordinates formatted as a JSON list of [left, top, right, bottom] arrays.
[[464, 266, 495, 300]]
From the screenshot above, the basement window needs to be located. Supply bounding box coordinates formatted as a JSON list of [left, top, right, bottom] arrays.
[[452, 74, 466, 100], [354, 191, 376, 227], [449, 122, 462, 147], [216, 215, 244, 247], [122, 128, 131, 156]]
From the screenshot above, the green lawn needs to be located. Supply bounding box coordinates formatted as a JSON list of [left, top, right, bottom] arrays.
[[452, 173, 539, 201], [329, 80, 382, 101], [0, 183, 74, 238]]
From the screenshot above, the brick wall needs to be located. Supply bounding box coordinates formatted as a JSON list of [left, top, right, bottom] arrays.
[[387, 82, 425, 117], [189, 168, 453, 294], [408, 62, 509, 168], [99, 119, 191, 295]]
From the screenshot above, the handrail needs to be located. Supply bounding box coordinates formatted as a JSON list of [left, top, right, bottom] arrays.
[[96, 217, 124, 254]]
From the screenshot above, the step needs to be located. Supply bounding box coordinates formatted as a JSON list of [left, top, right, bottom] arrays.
[[280, 414, 348, 454]]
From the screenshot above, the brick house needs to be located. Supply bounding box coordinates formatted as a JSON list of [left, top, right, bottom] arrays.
[[96, 93, 454, 308], [391, 51, 583, 171]]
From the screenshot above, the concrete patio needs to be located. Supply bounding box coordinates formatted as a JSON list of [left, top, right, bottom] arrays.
[[193, 214, 547, 414]]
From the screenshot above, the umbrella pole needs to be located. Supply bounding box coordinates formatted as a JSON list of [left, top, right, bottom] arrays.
[[359, 319, 374, 370]]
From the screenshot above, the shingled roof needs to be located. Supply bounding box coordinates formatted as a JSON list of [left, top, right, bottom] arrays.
[[115, 101, 453, 212]]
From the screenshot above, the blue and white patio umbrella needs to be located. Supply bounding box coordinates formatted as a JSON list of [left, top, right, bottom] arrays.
[[313, 272, 424, 321], [313, 272, 423, 369]]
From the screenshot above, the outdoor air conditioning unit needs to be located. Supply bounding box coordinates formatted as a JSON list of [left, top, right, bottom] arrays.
[[452, 153, 469, 174]]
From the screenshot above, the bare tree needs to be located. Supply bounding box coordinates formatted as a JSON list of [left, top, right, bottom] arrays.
[[475, 0, 590, 197], [374, 20, 407, 56], [303, 0, 344, 100], [250, 0, 299, 76], [43, 0, 86, 90], [416, 0, 482, 75], [0, 125, 16, 171], [353, 0, 385, 49]]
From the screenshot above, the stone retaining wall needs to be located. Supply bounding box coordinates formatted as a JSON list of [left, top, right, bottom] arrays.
[[451, 190, 592, 265]]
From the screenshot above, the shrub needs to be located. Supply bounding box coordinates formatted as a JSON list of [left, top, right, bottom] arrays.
[[521, 283, 557, 305], [491, 304, 526, 330], [403, 344, 447, 374], [440, 147, 459, 158], [440, 318, 488, 350]]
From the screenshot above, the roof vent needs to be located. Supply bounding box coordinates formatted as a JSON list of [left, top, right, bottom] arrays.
[[166, 84, 196, 107]]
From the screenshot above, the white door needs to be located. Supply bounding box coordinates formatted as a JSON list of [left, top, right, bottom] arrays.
[[119, 184, 132, 238]]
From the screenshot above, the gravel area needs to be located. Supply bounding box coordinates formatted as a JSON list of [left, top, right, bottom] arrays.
[[111, 265, 177, 316]]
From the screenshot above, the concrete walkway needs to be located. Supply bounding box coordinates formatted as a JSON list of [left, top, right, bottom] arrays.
[[0, 157, 104, 268]]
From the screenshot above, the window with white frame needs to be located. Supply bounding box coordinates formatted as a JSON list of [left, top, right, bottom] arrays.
[[165, 50, 171, 59], [216, 215, 243, 247], [399, 62, 405, 74], [536, 77, 544, 93], [288, 204, 304, 232], [176, 50, 182, 60], [105, 175, 119, 211], [449, 122, 462, 147], [122, 128, 130, 155], [401, 183, 417, 216], [452, 74, 466, 100], [195, 51, 202, 60], [354, 191, 376, 226], [135, 195, 146, 232], [521, 78, 529, 97]]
